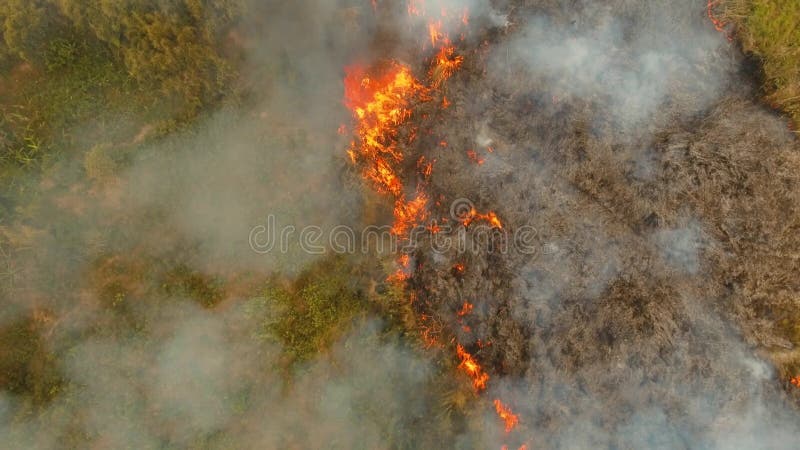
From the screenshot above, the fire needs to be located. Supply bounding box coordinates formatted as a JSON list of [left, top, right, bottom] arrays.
[[791, 375, 800, 388], [345, 3, 528, 440], [430, 46, 464, 87], [429, 20, 444, 47], [707, 0, 733, 41], [392, 191, 429, 236], [344, 63, 425, 198], [417, 156, 434, 177], [466, 149, 485, 165], [456, 344, 489, 391], [461, 207, 503, 229], [457, 301, 473, 317], [493, 399, 519, 433]]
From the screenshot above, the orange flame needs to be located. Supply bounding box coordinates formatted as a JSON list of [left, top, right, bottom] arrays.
[[417, 156, 434, 178], [456, 344, 489, 391], [467, 149, 485, 165], [344, 63, 425, 197], [707, 0, 733, 41], [791, 375, 800, 388], [457, 301, 474, 317], [343, 5, 528, 439], [462, 208, 503, 229], [429, 20, 444, 47], [493, 399, 520, 433], [430, 46, 464, 87], [392, 191, 429, 236]]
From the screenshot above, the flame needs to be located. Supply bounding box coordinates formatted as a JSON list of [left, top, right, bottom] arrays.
[[707, 0, 733, 41], [344, 63, 424, 197], [429, 20, 444, 47], [457, 301, 473, 317], [430, 46, 464, 87], [493, 399, 520, 433], [467, 149, 485, 165], [456, 344, 489, 391], [417, 156, 434, 177], [791, 375, 800, 388], [461, 207, 503, 229], [345, 3, 528, 438], [392, 191, 429, 236]]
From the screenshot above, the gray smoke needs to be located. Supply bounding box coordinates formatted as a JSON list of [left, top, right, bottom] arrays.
[[2, 0, 799, 449]]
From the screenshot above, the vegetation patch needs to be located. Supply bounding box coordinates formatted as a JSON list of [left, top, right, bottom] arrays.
[[721, 0, 800, 129]]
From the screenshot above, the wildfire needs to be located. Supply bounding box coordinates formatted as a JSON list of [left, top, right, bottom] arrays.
[[791, 375, 800, 388], [429, 20, 444, 47], [457, 301, 473, 317], [494, 399, 520, 433], [461, 207, 503, 229], [393, 191, 429, 236], [707, 0, 733, 41], [344, 3, 526, 441], [466, 149, 485, 165], [417, 156, 434, 177], [456, 344, 489, 391], [430, 46, 464, 87], [344, 63, 425, 198]]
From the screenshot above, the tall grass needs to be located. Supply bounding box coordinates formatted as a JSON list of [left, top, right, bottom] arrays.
[[721, 0, 800, 130]]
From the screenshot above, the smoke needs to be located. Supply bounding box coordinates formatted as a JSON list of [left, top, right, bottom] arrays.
[[498, 0, 731, 133], [1, 0, 799, 448], [0, 301, 441, 448], [406, 0, 800, 447]]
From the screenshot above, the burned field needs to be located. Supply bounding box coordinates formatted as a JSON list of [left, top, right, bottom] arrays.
[[343, 0, 800, 447], [1, 0, 799, 448]]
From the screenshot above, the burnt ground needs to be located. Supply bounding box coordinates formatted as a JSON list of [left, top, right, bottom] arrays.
[[386, 0, 800, 447]]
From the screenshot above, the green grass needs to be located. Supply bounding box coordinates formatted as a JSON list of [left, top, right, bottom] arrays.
[[722, 0, 800, 129], [252, 256, 369, 366]]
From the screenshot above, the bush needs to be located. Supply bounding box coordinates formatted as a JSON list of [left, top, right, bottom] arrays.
[[253, 256, 369, 365]]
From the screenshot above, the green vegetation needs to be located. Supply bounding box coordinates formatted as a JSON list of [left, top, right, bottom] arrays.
[[0, 0, 242, 197], [260, 258, 368, 365], [249, 256, 418, 368], [722, 0, 800, 128]]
